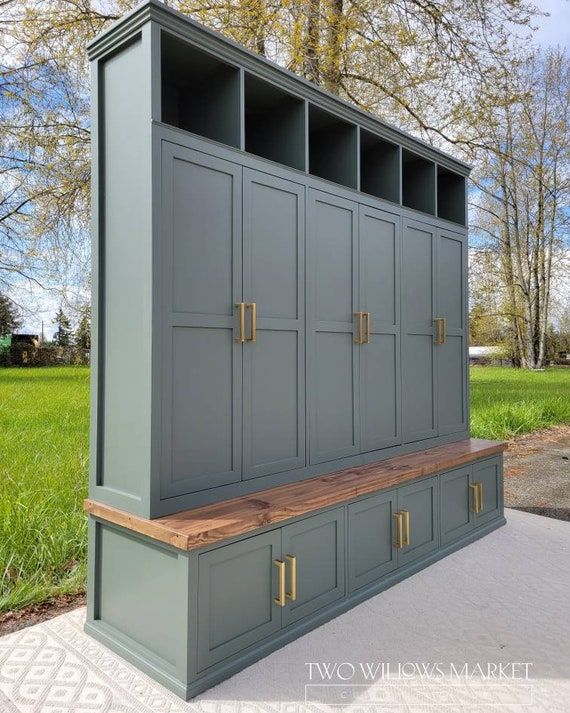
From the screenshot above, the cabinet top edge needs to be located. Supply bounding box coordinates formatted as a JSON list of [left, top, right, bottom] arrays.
[[84, 438, 505, 552], [87, 0, 471, 177]]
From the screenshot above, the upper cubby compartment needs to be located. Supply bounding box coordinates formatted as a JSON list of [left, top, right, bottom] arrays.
[[402, 149, 435, 215], [437, 166, 466, 225], [360, 129, 400, 204], [309, 105, 357, 189], [161, 32, 241, 148], [244, 74, 305, 171]]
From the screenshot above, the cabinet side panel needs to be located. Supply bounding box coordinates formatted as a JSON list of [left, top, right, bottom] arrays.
[[96, 37, 153, 508]]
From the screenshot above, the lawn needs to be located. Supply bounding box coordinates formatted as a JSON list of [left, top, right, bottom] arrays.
[[0, 365, 569, 613], [0, 367, 89, 613]]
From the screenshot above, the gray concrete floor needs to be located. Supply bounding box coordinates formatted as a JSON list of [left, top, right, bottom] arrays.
[[1, 509, 568, 713]]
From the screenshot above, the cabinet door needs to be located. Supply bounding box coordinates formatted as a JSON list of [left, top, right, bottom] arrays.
[[397, 476, 439, 565], [440, 466, 473, 546], [308, 190, 360, 464], [359, 205, 401, 452], [197, 530, 282, 671], [348, 490, 398, 592], [473, 457, 502, 527], [242, 170, 305, 479], [282, 508, 345, 626], [401, 220, 437, 442], [436, 229, 467, 435], [160, 145, 242, 497]]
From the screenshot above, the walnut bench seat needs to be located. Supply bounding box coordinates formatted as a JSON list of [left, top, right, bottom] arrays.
[[84, 438, 506, 551]]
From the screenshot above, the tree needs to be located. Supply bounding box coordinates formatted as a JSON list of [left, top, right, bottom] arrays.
[[52, 307, 71, 346], [75, 304, 91, 350], [470, 48, 570, 369], [0, 293, 20, 337]]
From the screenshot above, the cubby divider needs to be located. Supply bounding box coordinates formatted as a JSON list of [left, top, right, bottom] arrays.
[[360, 129, 400, 203], [309, 105, 357, 189], [161, 31, 241, 148], [437, 166, 466, 225], [402, 149, 436, 215], [244, 74, 305, 171]]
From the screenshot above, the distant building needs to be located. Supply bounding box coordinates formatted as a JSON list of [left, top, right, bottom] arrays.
[[469, 346, 507, 366]]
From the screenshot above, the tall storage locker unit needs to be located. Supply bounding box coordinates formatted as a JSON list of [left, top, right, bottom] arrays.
[[85, 0, 506, 699]]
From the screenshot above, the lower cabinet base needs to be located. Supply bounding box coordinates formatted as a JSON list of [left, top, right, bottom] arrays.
[[86, 511, 506, 700]]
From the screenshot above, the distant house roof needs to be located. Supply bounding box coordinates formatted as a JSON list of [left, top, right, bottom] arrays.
[[469, 346, 502, 358]]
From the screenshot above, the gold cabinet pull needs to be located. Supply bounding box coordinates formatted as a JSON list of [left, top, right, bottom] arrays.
[[471, 482, 483, 513], [402, 509, 410, 547], [235, 302, 246, 343], [354, 312, 364, 344], [434, 317, 447, 345], [363, 312, 371, 343], [246, 302, 257, 342], [285, 554, 297, 602], [394, 511, 404, 549], [273, 559, 286, 607]]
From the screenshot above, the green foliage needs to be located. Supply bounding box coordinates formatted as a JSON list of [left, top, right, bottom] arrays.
[[470, 366, 570, 440], [52, 307, 72, 346], [75, 304, 91, 350], [0, 294, 21, 338], [0, 367, 89, 612]]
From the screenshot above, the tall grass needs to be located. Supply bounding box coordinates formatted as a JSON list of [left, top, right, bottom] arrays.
[[0, 367, 89, 612], [470, 366, 570, 440]]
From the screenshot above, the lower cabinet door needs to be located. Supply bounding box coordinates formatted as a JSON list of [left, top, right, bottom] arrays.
[[197, 530, 282, 671], [397, 476, 439, 566], [440, 466, 473, 546], [282, 509, 345, 626], [348, 490, 398, 592], [473, 457, 502, 527]]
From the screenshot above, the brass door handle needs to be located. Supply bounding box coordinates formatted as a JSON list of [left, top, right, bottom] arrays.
[[402, 509, 410, 547], [354, 312, 364, 344], [235, 302, 246, 343], [246, 302, 257, 342], [471, 482, 483, 513], [273, 559, 286, 607], [363, 312, 371, 344], [394, 511, 404, 548], [285, 554, 297, 602], [434, 317, 446, 345]]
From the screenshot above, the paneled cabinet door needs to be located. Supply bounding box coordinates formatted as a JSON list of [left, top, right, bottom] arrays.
[[197, 530, 282, 671], [160, 144, 242, 498], [308, 190, 360, 464], [358, 205, 401, 452], [242, 170, 305, 479], [440, 466, 473, 546], [473, 457, 502, 526], [281, 508, 345, 626], [348, 490, 398, 592], [401, 219, 437, 443], [436, 229, 467, 435], [396, 476, 439, 566]]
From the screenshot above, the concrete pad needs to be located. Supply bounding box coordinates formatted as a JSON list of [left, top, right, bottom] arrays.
[[1, 509, 568, 712]]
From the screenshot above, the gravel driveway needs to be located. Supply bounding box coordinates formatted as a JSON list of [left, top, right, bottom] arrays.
[[504, 425, 570, 521]]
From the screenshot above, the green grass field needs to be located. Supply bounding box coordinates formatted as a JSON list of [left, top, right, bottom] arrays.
[[0, 365, 569, 613]]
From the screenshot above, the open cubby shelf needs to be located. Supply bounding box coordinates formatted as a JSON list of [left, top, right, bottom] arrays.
[[161, 32, 241, 148], [244, 74, 305, 171], [159, 31, 467, 221], [437, 166, 466, 225], [402, 149, 436, 215], [309, 105, 358, 189], [360, 129, 400, 204]]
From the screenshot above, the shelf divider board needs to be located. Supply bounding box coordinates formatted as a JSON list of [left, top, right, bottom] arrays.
[[244, 73, 305, 171], [402, 149, 436, 215], [360, 128, 401, 204], [309, 104, 358, 189], [161, 31, 241, 148], [437, 166, 466, 225]]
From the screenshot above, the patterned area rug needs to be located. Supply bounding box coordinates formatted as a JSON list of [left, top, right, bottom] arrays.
[[1, 509, 569, 713]]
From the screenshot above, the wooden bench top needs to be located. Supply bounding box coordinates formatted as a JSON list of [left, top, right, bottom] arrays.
[[84, 438, 506, 551]]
